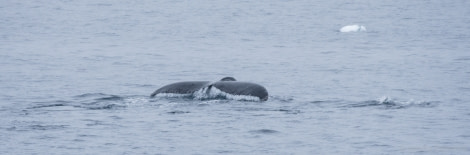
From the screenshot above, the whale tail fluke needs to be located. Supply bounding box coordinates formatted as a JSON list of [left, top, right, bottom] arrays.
[[150, 77, 268, 101]]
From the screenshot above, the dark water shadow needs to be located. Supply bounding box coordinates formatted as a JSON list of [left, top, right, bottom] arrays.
[[28, 93, 139, 111], [166, 110, 190, 114], [72, 93, 131, 110], [29, 100, 69, 109], [249, 129, 280, 134], [7, 120, 69, 132]]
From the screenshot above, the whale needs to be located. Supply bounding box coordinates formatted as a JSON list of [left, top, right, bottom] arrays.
[[150, 77, 268, 101]]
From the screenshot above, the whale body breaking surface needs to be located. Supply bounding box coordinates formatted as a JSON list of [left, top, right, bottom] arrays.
[[150, 77, 268, 101]]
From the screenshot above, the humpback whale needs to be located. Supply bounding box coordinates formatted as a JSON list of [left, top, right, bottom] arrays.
[[150, 77, 268, 101]]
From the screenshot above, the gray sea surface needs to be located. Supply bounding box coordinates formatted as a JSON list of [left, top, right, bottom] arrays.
[[1, 0, 470, 154]]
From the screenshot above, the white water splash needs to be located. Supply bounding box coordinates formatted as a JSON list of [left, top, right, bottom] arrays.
[[154, 86, 261, 102], [193, 86, 261, 101]]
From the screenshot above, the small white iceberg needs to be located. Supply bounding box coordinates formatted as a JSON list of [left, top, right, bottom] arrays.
[[340, 24, 366, 32]]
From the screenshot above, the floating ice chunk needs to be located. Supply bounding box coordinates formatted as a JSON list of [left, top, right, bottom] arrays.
[[340, 24, 366, 32]]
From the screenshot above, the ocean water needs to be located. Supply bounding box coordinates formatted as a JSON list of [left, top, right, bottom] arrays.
[[1, 0, 470, 154]]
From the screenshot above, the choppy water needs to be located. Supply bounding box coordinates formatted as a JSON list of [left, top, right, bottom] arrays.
[[1, 0, 470, 154]]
